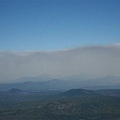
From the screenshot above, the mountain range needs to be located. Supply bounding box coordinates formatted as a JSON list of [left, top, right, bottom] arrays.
[[0, 75, 120, 91]]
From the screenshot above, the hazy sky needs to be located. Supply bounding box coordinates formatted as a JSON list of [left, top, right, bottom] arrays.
[[0, 0, 120, 50], [0, 0, 120, 83], [0, 44, 120, 83]]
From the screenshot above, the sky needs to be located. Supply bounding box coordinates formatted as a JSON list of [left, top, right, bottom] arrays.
[[0, 0, 120, 83], [0, 44, 120, 83], [0, 0, 120, 50]]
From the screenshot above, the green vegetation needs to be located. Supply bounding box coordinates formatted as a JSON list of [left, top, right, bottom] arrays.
[[0, 96, 120, 120], [1, 88, 120, 120]]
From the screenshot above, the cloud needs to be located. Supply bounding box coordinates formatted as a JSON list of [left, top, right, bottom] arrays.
[[0, 44, 120, 83]]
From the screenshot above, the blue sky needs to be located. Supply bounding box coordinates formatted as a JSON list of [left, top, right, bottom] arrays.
[[0, 0, 120, 50]]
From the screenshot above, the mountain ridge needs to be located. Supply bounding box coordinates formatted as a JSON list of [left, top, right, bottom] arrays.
[[0, 76, 120, 91]]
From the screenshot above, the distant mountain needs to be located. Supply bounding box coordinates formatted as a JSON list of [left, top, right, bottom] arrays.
[[58, 89, 100, 97], [95, 89, 120, 97], [0, 83, 21, 91], [0, 88, 29, 101], [0, 88, 63, 101], [57, 88, 120, 98], [8, 88, 26, 94], [78, 76, 120, 89], [0, 76, 120, 91], [1, 88, 120, 102], [18, 79, 65, 90], [92, 76, 120, 85], [13, 74, 54, 83]]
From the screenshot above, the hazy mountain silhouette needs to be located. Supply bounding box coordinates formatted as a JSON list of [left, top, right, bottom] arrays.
[[0, 76, 120, 91], [58, 89, 100, 97]]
